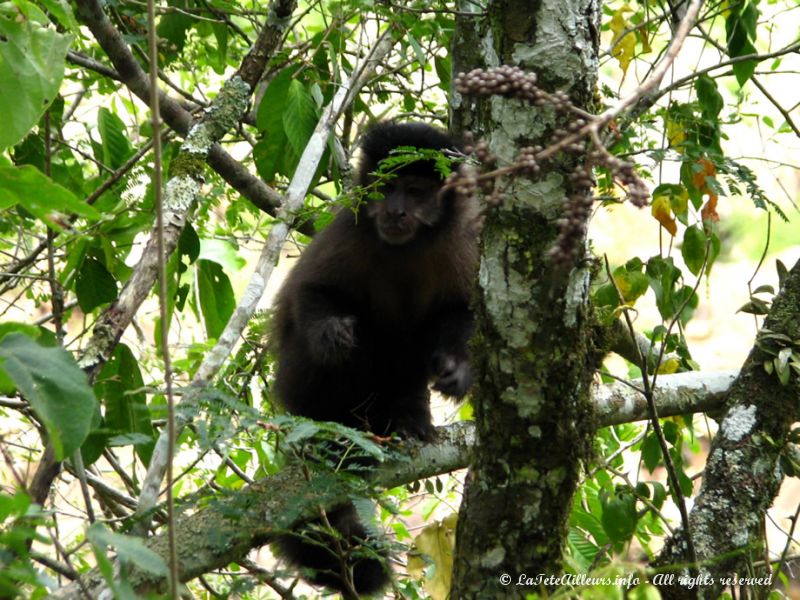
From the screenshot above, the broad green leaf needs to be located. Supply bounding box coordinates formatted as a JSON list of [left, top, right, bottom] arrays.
[[198, 238, 246, 272], [612, 265, 649, 304], [681, 225, 706, 276], [283, 80, 319, 156], [0, 165, 99, 225], [196, 260, 235, 339], [0, 322, 44, 393], [434, 55, 452, 93], [75, 258, 119, 312], [97, 108, 134, 169], [0, 4, 71, 152], [94, 344, 155, 466], [725, 0, 759, 86], [645, 256, 682, 320], [0, 333, 97, 460], [253, 135, 286, 183], [641, 432, 661, 473], [179, 223, 201, 264], [3, 161, 92, 218], [254, 69, 303, 180], [209, 21, 229, 74], [256, 69, 292, 131], [601, 490, 638, 542], [87, 523, 168, 576], [37, 0, 79, 32], [156, 10, 193, 63], [695, 74, 723, 118]]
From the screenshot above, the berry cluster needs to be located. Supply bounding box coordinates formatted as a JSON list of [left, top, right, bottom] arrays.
[[548, 166, 595, 267], [455, 66, 539, 102], [453, 65, 652, 266]]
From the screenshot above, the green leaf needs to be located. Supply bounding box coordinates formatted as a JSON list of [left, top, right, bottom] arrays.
[[641, 433, 661, 473], [198, 238, 246, 272], [650, 481, 667, 508], [255, 68, 319, 181], [283, 420, 321, 444], [178, 223, 201, 264], [601, 490, 638, 542], [0, 333, 97, 460], [97, 108, 134, 169], [694, 75, 723, 118], [156, 10, 193, 63], [725, 0, 759, 86], [87, 523, 168, 576], [37, 0, 79, 32], [0, 4, 71, 152], [196, 260, 235, 339], [645, 256, 682, 320], [75, 258, 119, 312], [434, 55, 452, 93], [254, 70, 293, 181], [0, 165, 99, 225], [283, 79, 319, 156], [681, 225, 706, 276], [0, 322, 47, 393], [94, 344, 155, 466]]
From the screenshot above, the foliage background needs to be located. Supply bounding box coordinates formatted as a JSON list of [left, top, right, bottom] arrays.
[[0, 0, 798, 597]]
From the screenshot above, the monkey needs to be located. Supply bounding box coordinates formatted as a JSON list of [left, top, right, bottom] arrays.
[[272, 121, 479, 596]]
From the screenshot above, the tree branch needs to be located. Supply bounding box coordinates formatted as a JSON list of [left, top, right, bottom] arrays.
[[131, 22, 407, 534], [655, 258, 800, 598], [51, 423, 475, 599], [48, 360, 749, 598], [73, 0, 297, 221]]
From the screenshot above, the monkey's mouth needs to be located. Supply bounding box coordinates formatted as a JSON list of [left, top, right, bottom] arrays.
[[377, 223, 415, 245]]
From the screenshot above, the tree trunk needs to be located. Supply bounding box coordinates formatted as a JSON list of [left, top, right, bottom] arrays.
[[450, 0, 601, 597], [655, 259, 800, 599]]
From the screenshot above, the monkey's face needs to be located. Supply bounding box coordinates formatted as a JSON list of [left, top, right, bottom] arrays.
[[366, 175, 444, 245]]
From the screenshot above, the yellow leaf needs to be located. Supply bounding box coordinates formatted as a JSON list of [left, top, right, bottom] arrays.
[[657, 358, 681, 374], [407, 514, 457, 600], [651, 194, 677, 236], [639, 26, 652, 54], [610, 6, 636, 74], [665, 118, 686, 153]]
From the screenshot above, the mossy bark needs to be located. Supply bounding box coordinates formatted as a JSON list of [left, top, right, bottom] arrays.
[[655, 259, 800, 599], [450, 0, 601, 597]]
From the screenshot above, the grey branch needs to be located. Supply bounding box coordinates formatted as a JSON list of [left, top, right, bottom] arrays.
[[655, 258, 800, 598], [50, 369, 740, 598], [132, 23, 405, 533]]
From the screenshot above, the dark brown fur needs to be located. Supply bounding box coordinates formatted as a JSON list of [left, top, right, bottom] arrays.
[[272, 122, 479, 596]]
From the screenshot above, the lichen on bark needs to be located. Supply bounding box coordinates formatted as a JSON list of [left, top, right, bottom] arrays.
[[450, 0, 601, 597]]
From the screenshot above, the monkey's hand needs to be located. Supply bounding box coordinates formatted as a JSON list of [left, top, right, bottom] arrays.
[[307, 316, 357, 365], [430, 351, 472, 398], [392, 416, 438, 443]]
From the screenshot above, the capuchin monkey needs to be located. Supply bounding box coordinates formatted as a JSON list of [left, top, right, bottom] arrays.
[[272, 121, 479, 597]]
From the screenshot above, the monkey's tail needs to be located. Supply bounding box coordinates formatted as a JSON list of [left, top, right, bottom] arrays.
[[274, 502, 391, 598]]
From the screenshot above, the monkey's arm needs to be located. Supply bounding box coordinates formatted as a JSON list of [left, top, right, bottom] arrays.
[[424, 305, 474, 398], [291, 283, 360, 366]]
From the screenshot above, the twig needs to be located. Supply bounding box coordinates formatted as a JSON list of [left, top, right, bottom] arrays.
[[132, 21, 405, 533], [145, 0, 179, 596]]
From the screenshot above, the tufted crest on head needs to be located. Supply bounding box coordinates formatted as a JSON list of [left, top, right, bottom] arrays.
[[356, 121, 459, 185]]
